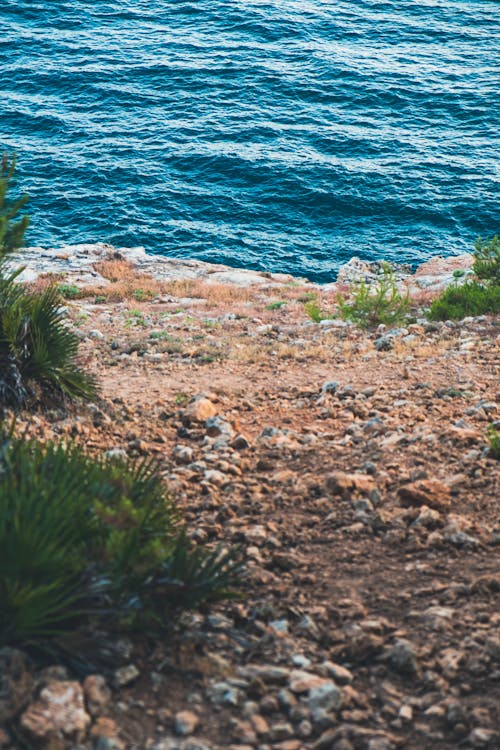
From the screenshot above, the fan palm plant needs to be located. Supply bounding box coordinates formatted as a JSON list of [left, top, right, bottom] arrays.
[[0, 154, 96, 406]]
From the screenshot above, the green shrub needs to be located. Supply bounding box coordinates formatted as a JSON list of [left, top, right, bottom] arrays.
[[486, 425, 500, 459], [0, 429, 242, 646], [0, 280, 97, 407], [427, 236, 500, 321], [338, 264, 409, 328], [58, 283, 81, 300], [0, 155, 95, 408], [0, 154, 29, 257], [473, 235, 500, 282], [427, 280, 500, 320], [304, 298, 329, 323]]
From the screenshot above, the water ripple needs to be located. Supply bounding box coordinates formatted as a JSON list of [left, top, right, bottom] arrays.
[[1, 0, 498, 281]]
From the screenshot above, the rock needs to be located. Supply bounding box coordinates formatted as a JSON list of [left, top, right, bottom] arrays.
[[337, 257, 372, 285], [83, 675, 111, 716], [231, 434, 251, 450], [152, 739, 181, 750], [445, 701, 467, 727], [332, 742, 355, 750], [269, 722, 294, 741], [0, 648, 34, 723], [312, 728, 339, 750], [113, 664, 140, 688], [485, 636, 500, 661], [174, 710, 199, 736], [326, 472, 376, 496], [272, 742, 302, 750], [321, 662, 353, 685], [89, 329, 105, 340], [289, 670, 331, 694], [367, 738, 394, 750], [20, 680, 91, 741], [308, 682, 343, 715], [181, 740, 214, 750], [439, 648, 465, 678], [297, 719, 313, 738], [173, 445, 194, 465], [374, 335, 394, 352], [249, 713, 269, 736], [205, 416, 234, 439], [269, 618, 289, 636], [184, 397, 218, 422], [445, 530, 480, 547], [321, 381, 340, 394], [207, 681, 242, 706], [105, 448, 128, 460], [260, 694, 280, 714], [389, 639, 419, 676], [91, 717, 125, 750], [229, 719, 256, 744], [468, 728, 497, 747], [203, 469, 228, 486], [398, 479, 451, 510], [399, 704, 413, 722]]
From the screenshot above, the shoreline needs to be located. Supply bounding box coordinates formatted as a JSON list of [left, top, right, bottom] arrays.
[[12, 242, 474, 296]]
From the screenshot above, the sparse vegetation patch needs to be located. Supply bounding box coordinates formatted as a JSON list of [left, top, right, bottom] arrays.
[[0, 427, 242, 647]]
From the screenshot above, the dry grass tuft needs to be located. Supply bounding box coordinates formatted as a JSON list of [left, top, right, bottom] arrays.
[[161, 279, 254, 305], [229, 340, 331, 363], [26, 273, 66, 295], [75, 259, 165, 302]]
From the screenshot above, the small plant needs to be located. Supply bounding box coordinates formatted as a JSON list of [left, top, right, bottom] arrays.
[[58, 283, 81, 300], [0, 428, 242, 646], [266, 300, 287, 311], [427, 281, 500, 320], [486, 425, 500, 459], [304, 298, 330, 323], [0, 156, 95, 408], [174, 392, 189, 405], [428, 236, 500, 321], [132, 288, 154, 302], [125, 309, 147, 327], [473, 235, 500, 282], [0, 154, 29, 256], [337, 264, 409, 328], [0, 281, 97, 407]]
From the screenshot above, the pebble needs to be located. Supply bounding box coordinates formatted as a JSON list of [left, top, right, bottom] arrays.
[[207, 681, 242, 706], [389, 640, 419, 676], [320, 662, 353, 685], [289, 670, 330, 694], [308, 682, 343, 714], [468, 728, 497, 747], [89, 329, 105, 340], [173, 445, 194, 465], [174, 710, 199, 736], [184, 397, 218, 422], [113, 665, 140, 688], [20, 680, 91, 740], [83, 675, 111, 717]]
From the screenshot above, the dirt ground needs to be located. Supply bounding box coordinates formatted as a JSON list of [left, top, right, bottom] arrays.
[[6, 279, 500, 750]]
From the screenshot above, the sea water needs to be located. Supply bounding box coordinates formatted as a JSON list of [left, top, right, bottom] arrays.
[[1, 0, 498, 281]]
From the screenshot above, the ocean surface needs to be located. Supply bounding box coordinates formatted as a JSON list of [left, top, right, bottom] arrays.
[[1, 1, 498, 282]]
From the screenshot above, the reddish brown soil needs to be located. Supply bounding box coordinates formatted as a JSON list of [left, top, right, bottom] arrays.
[[8, 287, 500, 750]]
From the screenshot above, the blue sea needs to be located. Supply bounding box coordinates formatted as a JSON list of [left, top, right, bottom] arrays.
[[1, 1, 498, 282]]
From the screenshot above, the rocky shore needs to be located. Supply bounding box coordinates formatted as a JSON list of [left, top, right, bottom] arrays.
[[1, 244, 498, 750], [11, 242, 474, 294]]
